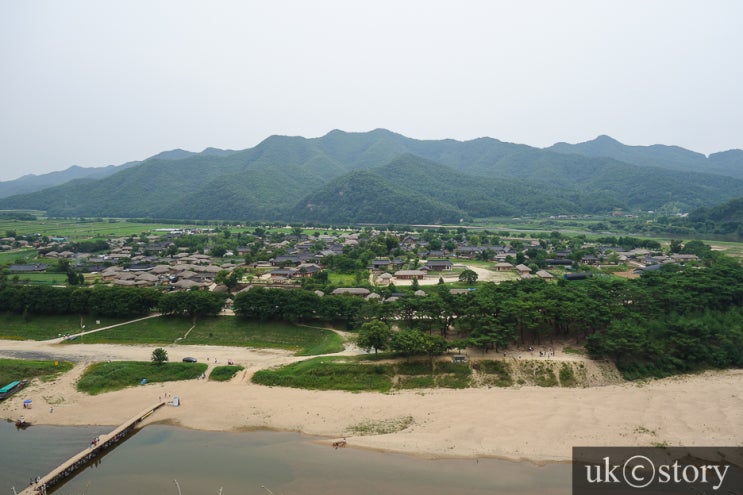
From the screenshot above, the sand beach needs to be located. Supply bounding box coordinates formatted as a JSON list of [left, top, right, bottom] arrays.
[[1, 338, 741, 463]]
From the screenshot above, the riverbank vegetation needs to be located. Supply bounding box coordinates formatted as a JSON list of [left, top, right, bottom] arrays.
[[0, 358, 74, 386], [208, 365, 244, 381], [251, 356, 604, 392], [77, 361, 207, 395]]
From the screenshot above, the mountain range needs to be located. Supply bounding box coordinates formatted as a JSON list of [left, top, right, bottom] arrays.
[[0, 129, 741, 224]]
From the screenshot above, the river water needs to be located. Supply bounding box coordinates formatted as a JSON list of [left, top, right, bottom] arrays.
[[1, 421, 571, 495]]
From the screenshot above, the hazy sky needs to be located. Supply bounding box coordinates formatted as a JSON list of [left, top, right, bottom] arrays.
[[1, 1, 741, 181]]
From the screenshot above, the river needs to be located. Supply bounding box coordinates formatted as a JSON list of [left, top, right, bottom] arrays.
[[1, 421, 571, 495]]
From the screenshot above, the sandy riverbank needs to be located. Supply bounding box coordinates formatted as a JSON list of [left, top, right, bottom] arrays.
[[1, 339, 742, 462]]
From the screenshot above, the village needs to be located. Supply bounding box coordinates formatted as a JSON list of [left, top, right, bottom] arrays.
[[1, 225, 702, 300]]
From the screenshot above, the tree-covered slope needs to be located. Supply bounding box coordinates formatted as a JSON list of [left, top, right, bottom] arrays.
[[688, 197, 743, 223], [371, 154, 617, 215], [490, 149, 743, 211], [290, 170, 467, 224], [160, 167, 326, 220]]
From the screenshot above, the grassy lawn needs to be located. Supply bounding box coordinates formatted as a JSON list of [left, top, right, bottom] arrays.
[[0, 313, 128, 341], [76, 361, 208, 395], [74, 316, 344, 355], [327, 271, 359, 286], [0, 358, 74, 386]]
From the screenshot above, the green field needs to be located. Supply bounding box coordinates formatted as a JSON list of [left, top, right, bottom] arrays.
[[0, 358, 74, 386], [7, 272, 69, 285], [0, 248, 38, 265], [76, 361, 208, 395], [72, 316, 344, 355], [0, 218, 201, 240], [0, 217, 334, 241], [0, 313, 128, 341]]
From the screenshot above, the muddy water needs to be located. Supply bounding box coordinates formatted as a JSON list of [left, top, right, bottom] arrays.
[[1, 422, 571, 495]]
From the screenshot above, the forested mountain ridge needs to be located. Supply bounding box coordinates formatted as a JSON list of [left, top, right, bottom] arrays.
[[0, 147, 241, 199], [0, 162, 138, 199], [1, 129, 742, 222], [548, 135, 743, 178]]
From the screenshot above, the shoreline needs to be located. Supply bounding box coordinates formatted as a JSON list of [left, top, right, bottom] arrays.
[[1, 340, 742, 463]]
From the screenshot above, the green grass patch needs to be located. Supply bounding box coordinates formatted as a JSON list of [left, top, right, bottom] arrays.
[[558, 363, 577, 387], [397, 375, 435, 389], [472, 360, 514, 387], [0, 358, 74, 385], [326, 271, 358, 286], [209, 365, 244, 382], [562, 346, 586, 355], [397, 361, 433, 375], [9, 272, 69, 285], [355, 351, 398, 362], [77, 361, 208, 395], [75, 316, 343, 355], [433, 360, 472, 388], [0, 248, 38, 266], [0, 313, 128, 341], [436, 373, 470, 388], [520, 361, 558, 387], [252, 356, 394, 392], [252, 355, 480, 392], [434, 361, 469, 374]]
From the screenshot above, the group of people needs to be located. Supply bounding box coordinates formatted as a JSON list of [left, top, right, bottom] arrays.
[[506, 347, 558, 360], [206, 357, 235, 365]]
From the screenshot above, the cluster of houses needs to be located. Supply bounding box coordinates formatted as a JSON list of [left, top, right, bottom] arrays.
[[2, 228, 702, 294]]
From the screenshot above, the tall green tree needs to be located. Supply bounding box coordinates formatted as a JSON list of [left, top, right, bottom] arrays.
[[458, 269, 478, 284], [357, 319, 392, 354]]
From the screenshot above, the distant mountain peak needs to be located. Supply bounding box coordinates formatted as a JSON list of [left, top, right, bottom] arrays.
[[147, 149, 195, 161], [592, 134, 621, 144]]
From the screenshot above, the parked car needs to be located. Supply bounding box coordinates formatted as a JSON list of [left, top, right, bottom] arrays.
[[182, 357, 197, 363]]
